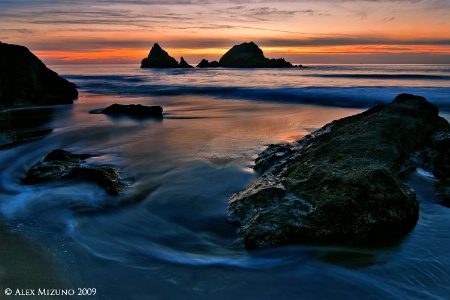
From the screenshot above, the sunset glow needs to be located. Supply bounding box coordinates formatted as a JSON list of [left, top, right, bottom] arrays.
[[1, 0, 449, 64]]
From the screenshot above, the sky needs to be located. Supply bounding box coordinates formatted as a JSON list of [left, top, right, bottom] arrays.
[[1, 0, 450, 64]]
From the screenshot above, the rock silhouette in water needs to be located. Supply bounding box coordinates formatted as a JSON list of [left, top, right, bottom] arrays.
[[196, 59, 220, 68], [0, 42, 78, 110], [100, 103, 163, 117], [141, 42, 296, 68], [24, 149, 126, 195], [179, 57, 194, 68], [228, 94, 450, 249], [219, 42, 293, 68], [141, 43, 180, 68], [141, 43, 194, 68]]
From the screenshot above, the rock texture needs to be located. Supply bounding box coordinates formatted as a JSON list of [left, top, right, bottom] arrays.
[[100, 103, 163, 117], [228, 94, 450, 249], [414, 132, 450, 207], [0, 107, 55, 149], [24, 149, 126, 195], [0, 42, 78, 110], [0, 128, 53, 150], [219, 42, 293, 68]]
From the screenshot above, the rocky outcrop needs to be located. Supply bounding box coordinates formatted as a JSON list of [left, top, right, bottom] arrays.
[[141, 42, 296, 69], [196, 59, 220, 68], [0, 107, 55, 149], [0, 128, 52, 150], [141, 44, 194, 68], [219, 42, 293, 68], [0, 42, 78, 110], [179, 57, 194, 68], [413, 132, 450, 207], [99, 103, 163, 117], [23, 149, 126, 195], [228, 94, 450, 249], [141, 43, 180, 68]]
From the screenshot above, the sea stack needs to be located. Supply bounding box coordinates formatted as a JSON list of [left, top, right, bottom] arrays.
[[228, 94, 450, 249], [179, 57, 194, 68], [141, 43, 194, 68], [219, 42, 293, 68], [141, 43, 180, 68], [0, 42, 78, 110]]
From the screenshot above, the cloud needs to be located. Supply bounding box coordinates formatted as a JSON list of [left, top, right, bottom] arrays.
[[24, 34, 450, 53], [258, 36, 450, 47]]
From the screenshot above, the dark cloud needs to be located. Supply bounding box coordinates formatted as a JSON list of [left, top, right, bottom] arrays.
[[24, 34, 450, 53], [257, 37, 450, 47]]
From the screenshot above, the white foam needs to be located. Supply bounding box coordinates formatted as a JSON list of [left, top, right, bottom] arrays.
[[416, 168, 435, 178]]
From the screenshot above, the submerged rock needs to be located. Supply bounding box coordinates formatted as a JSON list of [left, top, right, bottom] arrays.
[[0, 42, 78, 110], [24, 149, 126, 195], [100, 103, 163, 117], [0, 128, 53, 150], [219, 42, 293, 68], [228, 94, 450, 249], [141, 43, 180, 68], [196, 59, 220, 68]]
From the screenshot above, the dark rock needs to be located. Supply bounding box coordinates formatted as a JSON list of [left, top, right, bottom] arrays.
[[0, 128, 53, 150], [141, 43, 179, 68], [431, 133, 450, 179], [435, 179, 450, 207], [0, 42, 78, 110], [24, 149, 126, 195], [219, 42, 293, 68], [196, 59, 220, 68], [229, 94, 450, 249], [100, 103, 163, 117], [434, 150, 450, 179], [179, 57, 194, 68], [0, 105, 59, 149]]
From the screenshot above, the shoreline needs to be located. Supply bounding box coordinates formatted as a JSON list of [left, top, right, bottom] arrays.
[[1, 64, 450, 298], [0, 224, 71, 297]]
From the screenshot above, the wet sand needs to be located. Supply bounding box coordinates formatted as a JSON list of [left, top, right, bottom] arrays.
[[0, 223, 71, 299]]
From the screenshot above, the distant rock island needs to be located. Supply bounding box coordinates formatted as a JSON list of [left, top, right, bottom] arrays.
[[228, 94, 450, 249], [141, 43, 193, 68], [219, 42, 293, 68], [141, 42, 297, 68], [0, 42, 78, 110]]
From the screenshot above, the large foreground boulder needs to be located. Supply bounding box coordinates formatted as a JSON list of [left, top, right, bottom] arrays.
[[219, 42, 293, 68], [24, 149, 126, 195], [0, 42, 78, 110], [228, 94, 450, 249]]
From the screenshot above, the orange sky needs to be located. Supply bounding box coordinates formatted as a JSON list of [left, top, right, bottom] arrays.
[[1, 0, 449, 64]]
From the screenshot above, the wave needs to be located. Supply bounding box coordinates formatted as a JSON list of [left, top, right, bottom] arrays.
[[305, 74, 450, 81], [63, 73, 450, 111]]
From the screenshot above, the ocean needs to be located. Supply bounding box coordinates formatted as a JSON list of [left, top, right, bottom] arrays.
[[1, 64, 450, 299]]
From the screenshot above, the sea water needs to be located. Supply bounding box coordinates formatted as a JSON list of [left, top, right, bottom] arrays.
[[0, 64, 450, 299]]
